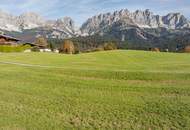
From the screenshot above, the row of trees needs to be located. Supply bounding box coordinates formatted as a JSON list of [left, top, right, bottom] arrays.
[[33, 36, 118, 54], [33, 36, 190, 54]]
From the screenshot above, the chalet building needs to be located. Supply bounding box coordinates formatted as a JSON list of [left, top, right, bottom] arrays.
[[0, 34, 20, 46]]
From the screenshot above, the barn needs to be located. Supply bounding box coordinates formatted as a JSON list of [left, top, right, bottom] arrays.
[[0, 34, 20, 46]]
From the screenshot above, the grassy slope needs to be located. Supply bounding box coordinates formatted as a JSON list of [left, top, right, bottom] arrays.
[[0, 50, 190, 130]]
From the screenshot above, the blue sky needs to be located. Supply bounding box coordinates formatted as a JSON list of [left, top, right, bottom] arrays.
[[0, 0, 190, 25]]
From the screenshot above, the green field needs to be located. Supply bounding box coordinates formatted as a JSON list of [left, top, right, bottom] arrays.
[[0, 50, 190, 130]]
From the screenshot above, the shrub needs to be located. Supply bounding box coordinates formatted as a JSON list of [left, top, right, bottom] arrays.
[[103, 42, 117, 50], [0, 45, 30, 53], [74, 46, 80, 54], [151, 48, 160, 52], [94, 47, 104, 52], [184, 46, 190, 53], [49, 42, 55, 51], [31, 46, 40, 52], [22, 45, 31, 50]]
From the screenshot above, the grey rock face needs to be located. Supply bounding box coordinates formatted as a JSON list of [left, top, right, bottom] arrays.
[[81, 9, 190, 35], [0, 10, 19, 31], [17, 12, 46, 30], [0, 11, 76, 38], [162, 13, 189, 28], [51, 17, 75, 34], [0, 9, 189, 40]]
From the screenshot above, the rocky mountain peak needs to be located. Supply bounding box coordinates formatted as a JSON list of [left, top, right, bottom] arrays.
[[0, 10, 18, 31], [0, 10, 76, 38], [162, 13, 189, 28], [0, 8, 190, 40], [56, 17, 75, 29], [17, 12, 46, 29], [80, 9, 190, 35]]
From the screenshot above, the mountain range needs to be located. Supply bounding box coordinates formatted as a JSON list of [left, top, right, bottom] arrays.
[[81, 9, 190, 35], [0, 9, 190, 49], [0, 10, 76, 41]]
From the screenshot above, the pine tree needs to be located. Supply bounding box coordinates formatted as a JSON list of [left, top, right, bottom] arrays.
[[49, 42, 55, 51]]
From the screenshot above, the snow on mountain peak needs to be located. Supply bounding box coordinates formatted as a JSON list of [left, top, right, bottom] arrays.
[[0, 11, 76, 34], [80, 9, 190, 35], [0, 9, 189, 39]]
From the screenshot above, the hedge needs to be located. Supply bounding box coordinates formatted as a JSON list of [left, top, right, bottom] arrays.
[[0, 45, 31, 53]]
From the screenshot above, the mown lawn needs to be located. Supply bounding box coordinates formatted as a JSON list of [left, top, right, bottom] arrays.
[[0, 50, 190, 130]]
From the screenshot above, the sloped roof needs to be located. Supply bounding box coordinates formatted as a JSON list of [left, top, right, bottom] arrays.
[[0, 34, 20, 41]]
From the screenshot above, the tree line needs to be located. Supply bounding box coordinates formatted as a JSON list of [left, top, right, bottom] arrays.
[[32, 35, 190, 54]]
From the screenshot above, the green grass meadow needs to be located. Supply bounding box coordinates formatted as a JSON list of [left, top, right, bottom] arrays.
[[0, 50, 190, 130]]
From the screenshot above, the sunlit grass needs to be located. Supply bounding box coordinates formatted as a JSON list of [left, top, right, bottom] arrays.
[[0, 50, 189, 129]]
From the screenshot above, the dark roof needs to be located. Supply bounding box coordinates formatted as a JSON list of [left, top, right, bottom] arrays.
[[0, 34, 20, 41], [22, 42, 47, 48]]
